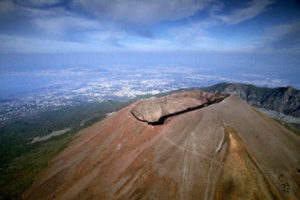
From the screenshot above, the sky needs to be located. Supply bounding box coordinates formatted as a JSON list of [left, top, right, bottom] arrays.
[[0, 0, 300, 53], [0, 0, 300, 88]]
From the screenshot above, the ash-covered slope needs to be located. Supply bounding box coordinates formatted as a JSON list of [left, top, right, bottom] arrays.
[[23, 91, 300, 200], [201, 83, 300, 118]]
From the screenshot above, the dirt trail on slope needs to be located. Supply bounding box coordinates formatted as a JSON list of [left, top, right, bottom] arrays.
[[23, 93, 300, 200]]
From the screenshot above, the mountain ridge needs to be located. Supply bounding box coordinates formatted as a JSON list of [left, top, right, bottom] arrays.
[[201, 82, 300, 118], [22, 91, 300, 200]]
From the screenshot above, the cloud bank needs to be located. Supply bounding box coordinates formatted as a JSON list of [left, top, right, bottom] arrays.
[[0, 0, 299, 54]]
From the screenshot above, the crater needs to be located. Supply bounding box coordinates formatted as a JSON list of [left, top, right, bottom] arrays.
[[131, 90, 229, 125]]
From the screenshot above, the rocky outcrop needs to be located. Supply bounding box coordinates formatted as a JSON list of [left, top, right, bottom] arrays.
[[130, 90, 228, 124], [202, 83, 300, 118]]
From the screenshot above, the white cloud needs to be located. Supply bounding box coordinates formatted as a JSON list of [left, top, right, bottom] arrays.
[[120, 38, 174, 51], [167, 20, 257, 52], [0, 0, 296, 54], [217, 0, 274, 25], [255, 21, 300, 53], [0, 34, 121, 53], [72, 0, 212, 25], [32, 16, 100, 35]]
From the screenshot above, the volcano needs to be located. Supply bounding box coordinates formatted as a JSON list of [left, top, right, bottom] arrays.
[[23, 90, 300, 200]]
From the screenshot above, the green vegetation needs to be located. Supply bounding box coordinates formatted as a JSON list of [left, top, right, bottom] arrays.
[[0, 133, 72, 199], [0, 100, 128, 200]]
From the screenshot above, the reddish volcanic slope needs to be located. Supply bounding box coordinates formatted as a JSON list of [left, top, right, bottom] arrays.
[[23, 91, 300, 200]]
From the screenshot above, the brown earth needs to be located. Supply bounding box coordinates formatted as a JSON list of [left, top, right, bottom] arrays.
[[22, 91, 300, 200]]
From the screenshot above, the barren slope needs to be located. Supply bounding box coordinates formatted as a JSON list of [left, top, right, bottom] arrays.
[[23, 92, 300, 200]]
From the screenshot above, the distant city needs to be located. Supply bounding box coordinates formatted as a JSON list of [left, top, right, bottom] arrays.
[[0, 65, 295, 124]]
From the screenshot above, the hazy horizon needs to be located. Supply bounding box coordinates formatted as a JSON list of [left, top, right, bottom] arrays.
[[1, 0, 300, 97]]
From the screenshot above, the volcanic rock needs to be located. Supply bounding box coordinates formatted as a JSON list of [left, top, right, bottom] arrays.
[[131, 91, 228, 124], [202, 82, 300, 118]]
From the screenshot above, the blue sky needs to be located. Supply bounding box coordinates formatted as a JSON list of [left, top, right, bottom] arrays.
[[0, 0, 300, 89], [0, 0, 299, 53]]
